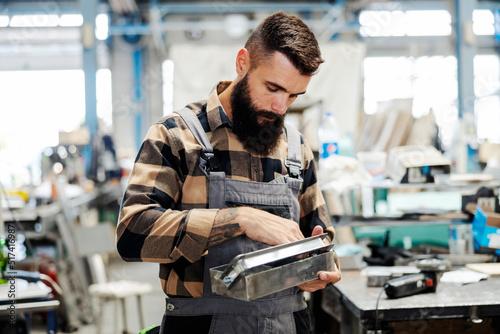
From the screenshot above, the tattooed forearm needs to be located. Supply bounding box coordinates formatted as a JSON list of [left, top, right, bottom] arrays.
[[217, 208, 239, 223], [208, 208, 243, 248]]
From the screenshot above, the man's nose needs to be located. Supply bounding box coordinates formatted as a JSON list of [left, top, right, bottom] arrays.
[[270, 94, 288, 115]]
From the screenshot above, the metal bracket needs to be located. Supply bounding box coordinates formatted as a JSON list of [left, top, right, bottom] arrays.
[[200, 149, 221, 173], [285, 158, 303, 181]]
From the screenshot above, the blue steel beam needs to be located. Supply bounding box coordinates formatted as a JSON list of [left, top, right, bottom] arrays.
[[141, 2, 336, 15], [107, 1, 339, 35], [107, 19, 355, 36], [0, 1, 337, 16], [108, 2, 342, 36], [0, 1, 80, 15], [80, 0, 98, 175], [133, 48, 144, 151]]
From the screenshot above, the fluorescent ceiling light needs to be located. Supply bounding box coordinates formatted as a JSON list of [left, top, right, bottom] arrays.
[[359, 10, 452, 37], [473, 10, 494, 36], [0, 15, 9, 27], [95, 13, 109, 40], [224, 14, 248, 39], [59, 14, 83, 27], [10, 14, 59, 27], [405, 10, 451, 36]]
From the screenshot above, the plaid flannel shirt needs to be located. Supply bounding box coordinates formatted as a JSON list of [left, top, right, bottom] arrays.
[[116, 81, 333, 298]]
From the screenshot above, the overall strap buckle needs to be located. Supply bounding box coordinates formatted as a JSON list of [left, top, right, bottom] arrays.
[[200, 149, 221, 174], [285, 158, 303, 182]]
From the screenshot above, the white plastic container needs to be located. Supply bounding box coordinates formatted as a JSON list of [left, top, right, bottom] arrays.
[[318, 112, 339, 160]]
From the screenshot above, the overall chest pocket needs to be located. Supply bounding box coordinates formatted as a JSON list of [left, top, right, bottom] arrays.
[[225, 201, 292, 220]]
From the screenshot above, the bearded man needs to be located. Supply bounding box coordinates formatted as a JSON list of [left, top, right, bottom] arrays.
[[117, 11, 341, 334]]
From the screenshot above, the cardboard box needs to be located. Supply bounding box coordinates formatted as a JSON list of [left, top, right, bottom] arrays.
[[472, 207, 500, 250]]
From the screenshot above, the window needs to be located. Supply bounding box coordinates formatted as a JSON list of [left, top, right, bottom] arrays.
[[359, 10, 451, 37], [473, 10, 495, 36], [363, 57, 413, 113], [162, 59, 175, 116], [59, 14, 84, 27], [0, 70, 82, 185], [97, 69, 113, 129], [359, 11, 405, 37], [364, 54, 500, 147], [475, 55, 500, 142], [0, 69, 112, 185], [405, 10, 451, 36], [360, 8, 496, 37], [96, 13, 109, 41], [363, 56, 458, 148], [0, 15, 9, 27]]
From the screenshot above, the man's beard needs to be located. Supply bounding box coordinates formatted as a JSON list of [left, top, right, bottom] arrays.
[[230, 75, 285, 156]]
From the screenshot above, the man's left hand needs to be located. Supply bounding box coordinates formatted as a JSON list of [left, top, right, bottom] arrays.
[[298, 225, 341, 292]]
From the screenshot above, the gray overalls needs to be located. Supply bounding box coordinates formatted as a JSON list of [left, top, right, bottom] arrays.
[[160, 108, 308, 333]]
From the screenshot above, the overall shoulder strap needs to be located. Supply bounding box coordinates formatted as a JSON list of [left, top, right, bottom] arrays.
[[175, 108, 220, 176], [285, 124, 303, 181]]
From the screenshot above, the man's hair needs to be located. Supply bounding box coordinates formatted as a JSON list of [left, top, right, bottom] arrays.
[[245, 11, 324, 76]]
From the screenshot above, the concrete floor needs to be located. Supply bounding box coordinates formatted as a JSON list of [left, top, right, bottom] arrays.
[[31, 258, 166, 334]]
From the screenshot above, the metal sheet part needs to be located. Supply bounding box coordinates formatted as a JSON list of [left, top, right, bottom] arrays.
[[210, 234, 335, 301]]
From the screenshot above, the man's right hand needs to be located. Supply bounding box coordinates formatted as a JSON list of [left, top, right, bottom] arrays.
[[209, 206, 304, 248], [236, 206, 304, 245]]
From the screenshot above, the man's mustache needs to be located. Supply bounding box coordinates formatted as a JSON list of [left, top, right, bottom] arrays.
[[254, 110, 285, 122]]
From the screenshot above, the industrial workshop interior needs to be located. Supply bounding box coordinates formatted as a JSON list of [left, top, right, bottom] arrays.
[[2, 0, 500, 333]]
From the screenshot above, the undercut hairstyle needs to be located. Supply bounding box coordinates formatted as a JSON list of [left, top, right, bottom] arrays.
[[245, 11, 324, 76]]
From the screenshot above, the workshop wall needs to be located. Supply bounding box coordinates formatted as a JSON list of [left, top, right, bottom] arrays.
[[170, 41, 366, 151]]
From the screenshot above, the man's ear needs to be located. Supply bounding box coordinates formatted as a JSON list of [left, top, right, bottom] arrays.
[[235, 48, 250, 77]]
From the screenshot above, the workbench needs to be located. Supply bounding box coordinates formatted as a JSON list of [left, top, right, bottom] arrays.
[[2, 183, 122, 237], [0, 281, 60, 333], [1, 183, 123, 330], [322, 270, 500, 334]]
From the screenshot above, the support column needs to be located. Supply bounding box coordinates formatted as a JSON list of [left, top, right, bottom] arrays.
[[111, 37, 164, 158], [454, 0, 478, 173], [111, 37, 138, 159], [144, 43, 166, 125], [80, 0, 98, 175]]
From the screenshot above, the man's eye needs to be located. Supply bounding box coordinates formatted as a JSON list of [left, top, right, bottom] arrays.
[[267, 86, 278, 92]]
